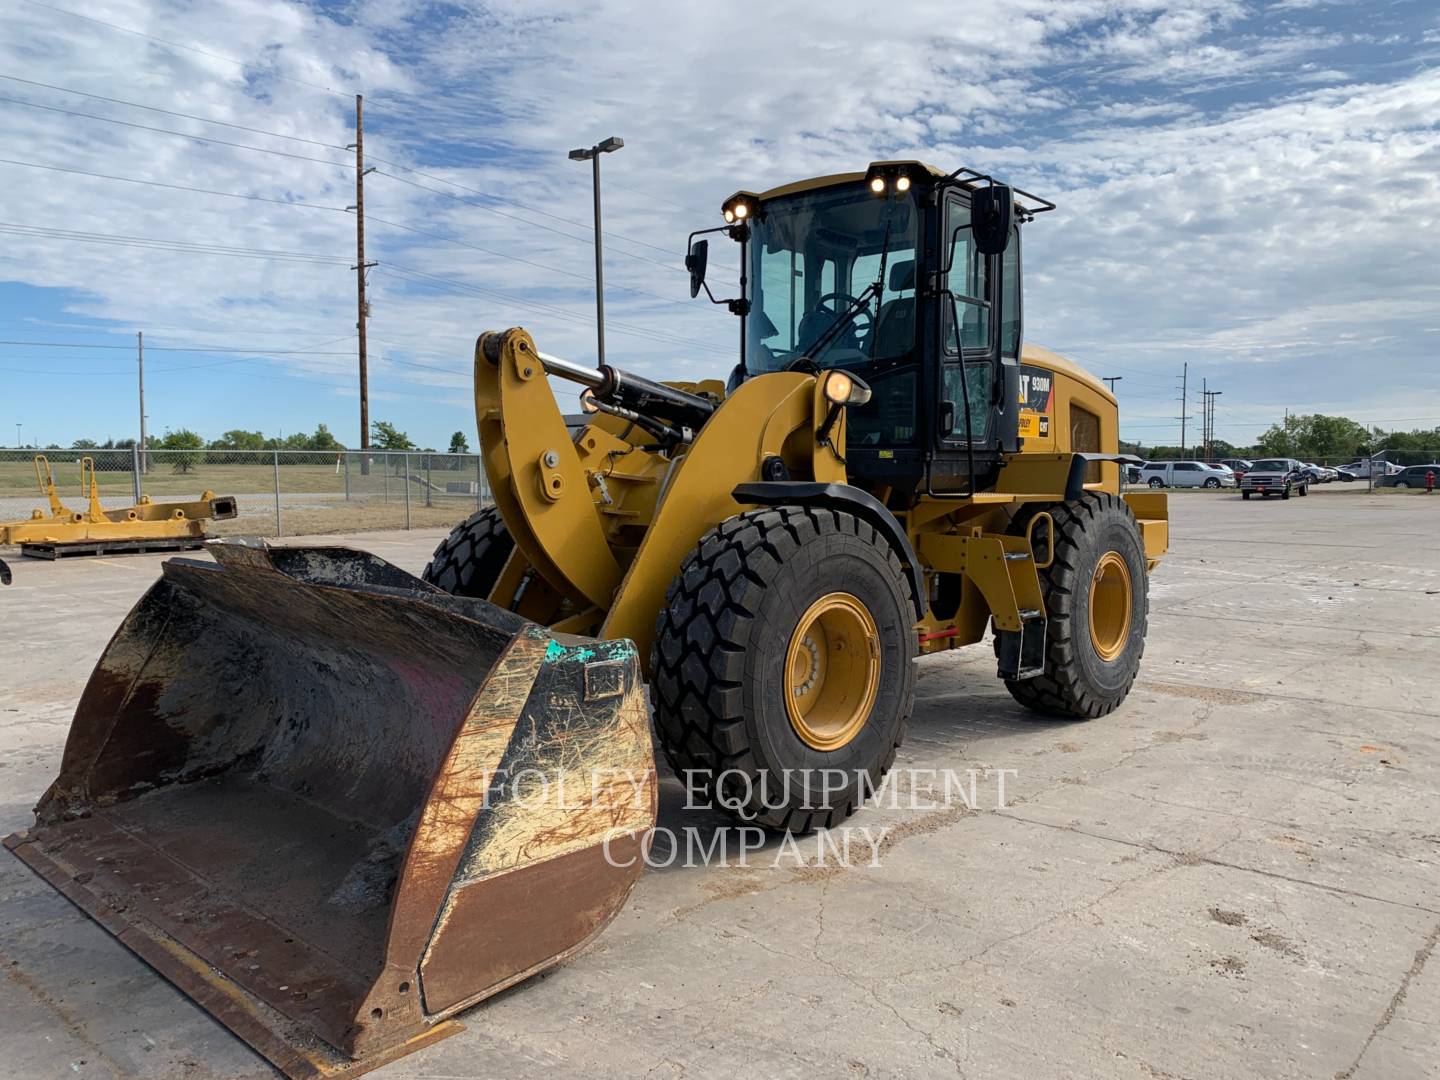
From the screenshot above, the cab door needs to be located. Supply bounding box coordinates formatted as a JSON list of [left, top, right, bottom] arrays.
[[935, 192, 1023, 475]]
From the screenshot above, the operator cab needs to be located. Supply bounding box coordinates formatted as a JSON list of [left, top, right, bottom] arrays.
[[686, 161, 1054, 495]]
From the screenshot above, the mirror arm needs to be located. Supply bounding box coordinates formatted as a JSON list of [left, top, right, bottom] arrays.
[[943, 223, 972, 275]]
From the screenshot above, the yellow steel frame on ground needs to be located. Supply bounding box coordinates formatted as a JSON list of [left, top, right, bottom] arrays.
[[471, 328, 1167, 669], [0, 455, 237, 546]]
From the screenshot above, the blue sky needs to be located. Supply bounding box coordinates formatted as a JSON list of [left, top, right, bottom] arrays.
[[2, 0, 1438, 451]]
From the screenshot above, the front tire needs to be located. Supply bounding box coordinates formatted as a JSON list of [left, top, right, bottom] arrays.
[[421, 506, 515, 599], [1148, 477, 1164, 489], [1001, 494, 1148, 719], [1242, 491, 1252, 500], [651, 507, 916, 833], [1204, 478, 1220, 489]]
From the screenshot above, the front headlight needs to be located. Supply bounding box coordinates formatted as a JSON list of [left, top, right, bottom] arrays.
[[822, 369, 872, 407]]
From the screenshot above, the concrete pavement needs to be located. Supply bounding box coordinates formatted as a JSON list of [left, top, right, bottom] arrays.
[[1, 495, 1436, 1079]]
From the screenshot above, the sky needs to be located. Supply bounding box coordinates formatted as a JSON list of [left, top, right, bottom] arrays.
[[0, 0, 1437, 451]]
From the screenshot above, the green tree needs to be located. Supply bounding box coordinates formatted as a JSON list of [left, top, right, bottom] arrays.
[[1256, 414, 1370, 461], [371, 420, 415, 450], [210, 429, 267, 451], [160, 428, 205, 473], [309, 423, 344, 451], [448, 430, 470, 454], [71, 438, 98, 450]]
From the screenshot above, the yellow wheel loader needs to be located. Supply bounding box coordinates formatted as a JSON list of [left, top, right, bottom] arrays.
[[6, 160, 1167, 1079], [421, 160, 1167, 832]]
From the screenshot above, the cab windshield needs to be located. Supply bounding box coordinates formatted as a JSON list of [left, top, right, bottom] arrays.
[[746, 183, 918, 375]]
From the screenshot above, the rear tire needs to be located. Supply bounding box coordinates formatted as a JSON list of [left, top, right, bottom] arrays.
[[1242, 491, 1251, 500], [999, 494, 1148, 719], [651, 506, 915, 833], [1298, 483, 1309, 496], [421, 506, 515, 599], [1148, 478, 1164, 489]]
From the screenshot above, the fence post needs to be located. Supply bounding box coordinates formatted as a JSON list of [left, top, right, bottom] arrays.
[[404, 452, 412, 529], [344, 452, 351, 501], [475, 454, 482, 510], [131, 445, 141, 502], [383, 455, 390, 503], [425, 454, 432, 507], [273, 449, 282, 536]]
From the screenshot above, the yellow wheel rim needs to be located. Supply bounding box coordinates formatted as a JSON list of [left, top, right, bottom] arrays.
[[1088, 551, 1133, 662], [784, 592, 881, 751]]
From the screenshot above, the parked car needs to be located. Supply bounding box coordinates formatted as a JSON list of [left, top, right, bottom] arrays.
[[1300, 462, 1338, 483], [1338, 459, 1401, 479], [1138, 460, 1237, 489], [1377, 464, 1440, 489], [1218, 458, 1253, 478], [1240, 458, 1309, 500], [1333, 467, 1358, 481]]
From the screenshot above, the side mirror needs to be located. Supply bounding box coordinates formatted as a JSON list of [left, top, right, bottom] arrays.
[[938, 400, 956, 438], [971, 184, 1013, 256], [686, 239, 709, 299]]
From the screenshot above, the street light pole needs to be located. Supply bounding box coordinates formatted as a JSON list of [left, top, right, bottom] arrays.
[[1102, 376, 1123, 394], [569, 136, 624, 366]]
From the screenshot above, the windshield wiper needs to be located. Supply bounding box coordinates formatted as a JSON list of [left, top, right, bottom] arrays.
[[803, 281, 878, 362], [803, 210, 896, 365]]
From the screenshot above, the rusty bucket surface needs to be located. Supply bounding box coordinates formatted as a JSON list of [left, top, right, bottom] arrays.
[[4, 539, 655, 1078]]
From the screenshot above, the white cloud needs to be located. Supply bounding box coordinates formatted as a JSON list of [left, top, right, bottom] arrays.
[[0, 0, 1436, 447]]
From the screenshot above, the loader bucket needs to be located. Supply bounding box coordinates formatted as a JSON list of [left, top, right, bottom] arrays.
[[4, 539, 655, 1079]]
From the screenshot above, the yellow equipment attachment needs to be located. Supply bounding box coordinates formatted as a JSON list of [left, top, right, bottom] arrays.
[[0, 454, 237, 551], [6, 539, 655, 1078]]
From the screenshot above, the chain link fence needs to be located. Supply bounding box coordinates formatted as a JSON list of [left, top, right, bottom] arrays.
[[0, 447, 488, 537]]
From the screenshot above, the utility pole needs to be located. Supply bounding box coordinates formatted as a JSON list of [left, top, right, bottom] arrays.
[[1202, 385, 1223, 462], [1201, 377, 1208, 459], [349, 94, 377, 473], [137, 331, 147, 475], [1175, 363, 1190, 457], [1103, 376, 1123, 394], [569, 136, 625, 365]]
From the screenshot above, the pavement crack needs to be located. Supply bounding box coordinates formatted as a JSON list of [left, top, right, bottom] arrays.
[[0, 942, 130, 1078], [1333, 918, 1440, 1080], [999, 813, 1440, 917]]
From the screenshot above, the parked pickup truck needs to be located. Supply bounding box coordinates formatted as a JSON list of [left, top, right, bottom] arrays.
[[1240, 458, 1309, 500], [1138, 460, 1236, 489]]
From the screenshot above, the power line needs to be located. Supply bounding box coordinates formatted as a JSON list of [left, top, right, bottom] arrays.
[[0, 340, 357, 355], [372, 169, 702, 279], [378, 263, 731, 357], [17, 0, 353, 99], [365, 213, 691, 307], [0, 95, 355, 168], [380, 263, 727, 357], [0, 75, 717, 284], [0, 156, 348, 211], [0, 222, 347, 264], [370, 165, 686, 261], [0, 74, 351, 150]]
